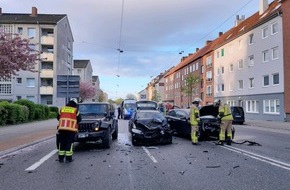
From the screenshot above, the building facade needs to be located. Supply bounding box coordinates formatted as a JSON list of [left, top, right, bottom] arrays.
[[0, 7, 73, 107]]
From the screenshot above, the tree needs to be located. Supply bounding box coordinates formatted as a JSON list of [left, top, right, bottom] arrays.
[[97, 89, 106, 102], [79, 81, 97, 102], [114, 98, 123, 105], [180, 73, 200, 107], [126, 93, 136, 100], [0, 31, 39, 79], [152, 89, 161, 102]]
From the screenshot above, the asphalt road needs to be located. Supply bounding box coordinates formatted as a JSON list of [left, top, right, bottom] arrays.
[[1, 119, 290, 190]]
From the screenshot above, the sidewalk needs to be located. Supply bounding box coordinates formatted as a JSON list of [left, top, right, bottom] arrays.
[[244, 119, 290, 131]]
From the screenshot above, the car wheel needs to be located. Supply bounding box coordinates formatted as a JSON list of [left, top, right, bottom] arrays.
[[197, 130, 205, 141], [102, 128, 112, 148], [112, 124, 118, 140], [239, 122, 244, 125]]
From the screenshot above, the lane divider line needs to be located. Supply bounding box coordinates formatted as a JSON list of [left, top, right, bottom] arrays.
[[222, 145, 290, 171], [142, 146, 158, 163], [25, 149, 58, 171]]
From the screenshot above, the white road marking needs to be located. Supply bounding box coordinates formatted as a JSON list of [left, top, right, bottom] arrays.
[[25, 149, 58, 171], [142, 146, 158, 163], [222, 145, 290, 171]]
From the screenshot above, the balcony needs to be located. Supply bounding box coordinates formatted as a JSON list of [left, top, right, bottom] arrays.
[[41, 35, 54, 45], [40, 69, 53, 78], [40, 86, 53, 95], [41, 52, 54, 62]]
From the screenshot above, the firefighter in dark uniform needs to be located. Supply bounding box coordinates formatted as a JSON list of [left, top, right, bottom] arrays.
[[57, 98, 82, 162]]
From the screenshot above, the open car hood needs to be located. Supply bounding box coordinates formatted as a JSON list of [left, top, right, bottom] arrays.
[[199, 105, 219, 117]]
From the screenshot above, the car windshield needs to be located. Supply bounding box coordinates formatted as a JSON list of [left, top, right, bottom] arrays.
[[78, 104, 108, 115], [137, 111, 165, 120], [125, 103, 137, 110]]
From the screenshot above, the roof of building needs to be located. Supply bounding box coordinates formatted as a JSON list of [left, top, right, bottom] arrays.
[[0, 13, 67, 24], [73, 60, 90, 68]]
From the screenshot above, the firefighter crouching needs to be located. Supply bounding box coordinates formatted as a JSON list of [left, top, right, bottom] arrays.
[[190, 98, 202, 145], [214, 99, 233, 146], [57, 98, 82, 163]]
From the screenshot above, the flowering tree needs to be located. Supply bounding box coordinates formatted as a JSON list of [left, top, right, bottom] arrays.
[[79, 81, 97, 102], [0, 31, 39, 79]]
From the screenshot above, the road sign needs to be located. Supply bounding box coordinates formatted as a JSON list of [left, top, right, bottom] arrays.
[[57, 75, 80, 98]]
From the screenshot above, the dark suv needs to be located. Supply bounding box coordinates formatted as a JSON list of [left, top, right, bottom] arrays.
[[76, 102, 118, 148]]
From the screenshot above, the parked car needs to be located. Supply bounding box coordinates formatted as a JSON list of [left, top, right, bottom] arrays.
[[230, 106, 245, 125], [120, 99, 137, 119], [128, 109, 173, 146], [75, 102, 118, 148], [166, 106, 235, 141]]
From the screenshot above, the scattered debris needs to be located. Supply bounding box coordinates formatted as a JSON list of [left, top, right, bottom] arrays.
[[147, 147, 158, 149], [179, 170, 187, 175], [233, 165, 240, 169], [203, 150, 208, 153], [109, 165, 111, 168], [85, 177, 90, 179], [103, 160, 106, 162], [233, 140, 262, 146], [206, 165, 221, 168]]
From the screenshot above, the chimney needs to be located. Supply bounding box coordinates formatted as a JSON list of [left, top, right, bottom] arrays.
[[196, 48, 199, 52], [31, 7, 38, 17], [188, 53, 193, 57], [235, 15, 245, 26], [259, 0, 269, 15], [181, 56, 188, 62], [219, 32, 223, 37], [206, 40, 212, 45]]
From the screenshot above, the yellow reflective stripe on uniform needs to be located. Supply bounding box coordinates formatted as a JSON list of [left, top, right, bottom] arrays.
[[61, 107, 75, 113], [65, 144, 74, 156]]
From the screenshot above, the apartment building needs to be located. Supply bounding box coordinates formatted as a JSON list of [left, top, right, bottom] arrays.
[[0, 7, 73, 107], [164, 0, 289, 121], [73, 60, 93, 82], [215, 0, 286, 121]]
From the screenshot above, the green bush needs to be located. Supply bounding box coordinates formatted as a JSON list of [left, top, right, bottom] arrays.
[[49, 111, 58, 119], [14, 99, 36, 121], [49, 106, 59, 113], [44, 106, 50, 119], [0, 105, 8, 126], [0, 101, 18, 124], [18, 105, 29, 123], [34, 104, 46, 120]]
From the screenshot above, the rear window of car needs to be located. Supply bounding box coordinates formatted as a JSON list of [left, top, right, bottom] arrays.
[[137, 111, 165, 120], [231, 107, 244, 114]]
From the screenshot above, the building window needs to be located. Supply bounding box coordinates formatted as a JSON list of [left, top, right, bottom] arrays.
[[262, 50, 269, 62], [16, 96, 21, 100], [216, 85, 219, 93], [27, 78, 36, 87], [229, 64, 234, 72], [263, 75, 269, 86], [17, 78, 22, 84], [28, 28, 36, 38], [206, 71, 212, 81], [17, 27, 23, 34], [217, 51, 220, 58], [272, 46, 278, 60], [221, 83, 225, 92], [216, 68, 220, 76], [77, 69, 81, 74], [249, 33, 254, 45], [249, 78, 254, 88], [221, 48, 225, 56], [227, 100, 236, 106], [248, 55, 254, 66], [262, 26, 269, 39], [206, 85, 212, 96], [27, 96, 35, 102], [201, 65, 204, 74], [238, 80, 243, 90], [273, 73, 279, 85], [0, 84, 12, 94], [206, 56, 212, 68], [238, 59, 244, 69], [195, 62, 199, 70], [221, 66, 224, 74], [264, 99, 280, 114], [271, 22, 278, 35], [246, 100, 259, 113]]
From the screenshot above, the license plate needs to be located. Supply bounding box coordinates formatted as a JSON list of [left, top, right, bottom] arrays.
[[78, 134, 87, 138], [236, 116, 241, 117]]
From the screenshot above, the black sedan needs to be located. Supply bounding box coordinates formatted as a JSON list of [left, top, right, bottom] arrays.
[[128, 110, 173, 146], [166, 106, 235, 141]]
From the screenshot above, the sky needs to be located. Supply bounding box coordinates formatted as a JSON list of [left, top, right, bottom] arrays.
[[1, 0, 274, 100]]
